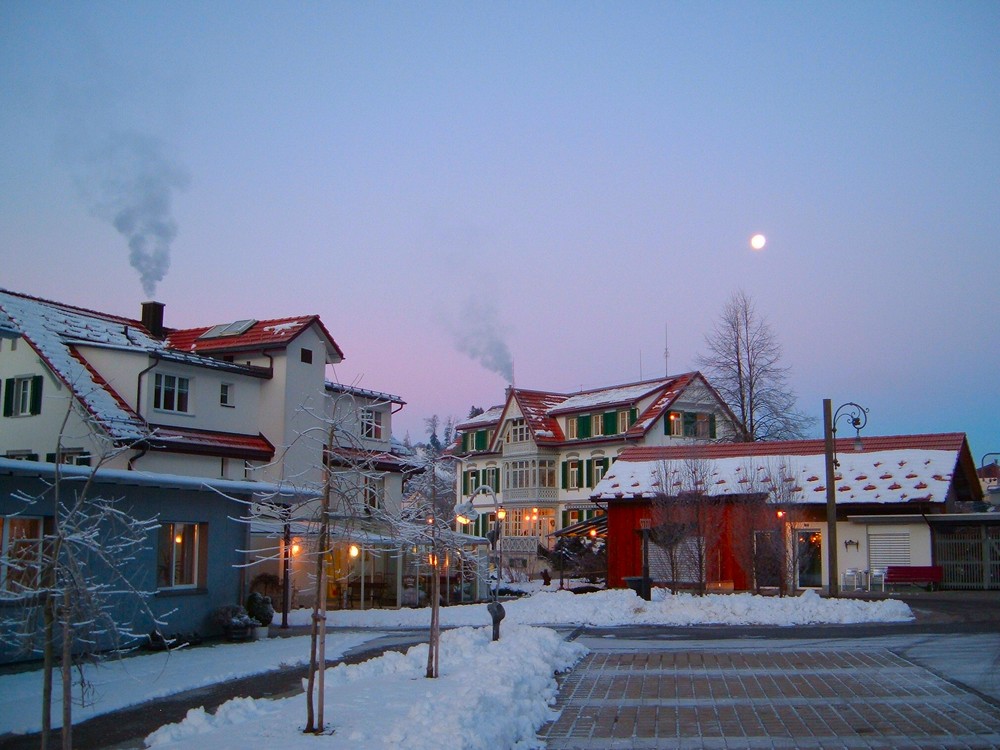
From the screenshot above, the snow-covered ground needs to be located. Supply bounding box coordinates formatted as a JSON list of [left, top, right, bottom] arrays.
[[0, 587, 912, 749]]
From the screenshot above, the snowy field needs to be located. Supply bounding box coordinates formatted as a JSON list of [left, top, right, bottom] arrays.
[[0, 587, 912, 748]]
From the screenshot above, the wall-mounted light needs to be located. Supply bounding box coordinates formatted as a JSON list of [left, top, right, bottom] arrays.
[[349, 544, 360, 558], [844, 539, 860, 551]]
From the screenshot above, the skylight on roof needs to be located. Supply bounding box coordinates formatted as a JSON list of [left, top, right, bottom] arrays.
[[199, 319, 257, 339]]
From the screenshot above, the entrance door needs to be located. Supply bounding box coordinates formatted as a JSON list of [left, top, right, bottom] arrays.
[[796, 530, 823, 588]]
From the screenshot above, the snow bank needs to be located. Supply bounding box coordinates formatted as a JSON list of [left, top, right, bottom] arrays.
[[288, 587, 913, 629], [145, 624, 587, 750]]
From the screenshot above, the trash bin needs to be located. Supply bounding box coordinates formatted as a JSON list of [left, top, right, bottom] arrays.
[[623, 576, 651, 601]]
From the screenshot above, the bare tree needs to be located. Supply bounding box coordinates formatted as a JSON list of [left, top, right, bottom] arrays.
[[697, 290, 813, 441], [1, 405, 161, 750]]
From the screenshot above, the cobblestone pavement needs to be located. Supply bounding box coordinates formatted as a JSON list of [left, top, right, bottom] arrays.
[[540, 647, 1000, 749]]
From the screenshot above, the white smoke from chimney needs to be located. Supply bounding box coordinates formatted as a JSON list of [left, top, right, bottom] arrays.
[[448, 297, 514, 383], [73, 130, 189, 297]]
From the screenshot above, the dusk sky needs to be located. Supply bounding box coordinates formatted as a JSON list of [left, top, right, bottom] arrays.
[[2, 2, 998, 460]]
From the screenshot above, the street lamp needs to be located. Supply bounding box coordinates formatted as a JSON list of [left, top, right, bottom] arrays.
[[461, 485, 507, 640], [823, 399, 868, 597]]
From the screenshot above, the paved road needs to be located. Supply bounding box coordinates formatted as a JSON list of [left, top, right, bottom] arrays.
[[540, 593, 1000, 749]]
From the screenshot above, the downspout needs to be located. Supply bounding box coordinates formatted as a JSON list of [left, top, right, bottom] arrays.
[[129, 353, 161, 470]]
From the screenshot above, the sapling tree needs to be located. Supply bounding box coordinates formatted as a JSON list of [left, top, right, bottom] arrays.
[[0, 403, 161, 750]]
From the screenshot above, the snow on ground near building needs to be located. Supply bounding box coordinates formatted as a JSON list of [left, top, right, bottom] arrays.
[[0, 588, 912, 744], [146, 625, 584, 750], [0, 631, 382, 736]]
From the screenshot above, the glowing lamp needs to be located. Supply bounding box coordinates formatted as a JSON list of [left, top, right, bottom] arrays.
[[348, 544, 360, 558]]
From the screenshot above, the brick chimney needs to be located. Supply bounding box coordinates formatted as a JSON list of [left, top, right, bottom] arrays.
[[141, 301, 165, 339]]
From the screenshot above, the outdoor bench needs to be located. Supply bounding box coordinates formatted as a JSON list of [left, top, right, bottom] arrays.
[[884, 565, 943, 590]]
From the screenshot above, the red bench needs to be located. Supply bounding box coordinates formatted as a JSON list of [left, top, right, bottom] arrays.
[[885, 565, 943, 590]]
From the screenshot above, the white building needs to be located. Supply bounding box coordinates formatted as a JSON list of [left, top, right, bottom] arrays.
[[452, 373, 744, 574]]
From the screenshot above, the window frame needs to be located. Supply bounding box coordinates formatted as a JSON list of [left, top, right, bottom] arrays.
[[157, 521, 203, 590], [220, 382, 235, 408], [361, 408, 383, 440], [153, 373, 192, 414], [0, 515, 44, 593]]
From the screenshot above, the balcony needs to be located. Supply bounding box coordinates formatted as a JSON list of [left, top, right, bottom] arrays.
[[502, 486, 558, 502]]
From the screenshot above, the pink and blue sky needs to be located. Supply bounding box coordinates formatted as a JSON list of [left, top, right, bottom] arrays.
[[2, 2, 997, 459]]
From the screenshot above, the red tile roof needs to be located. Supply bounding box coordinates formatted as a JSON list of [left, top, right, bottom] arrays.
[[146, 425, 275, 461], [166, 316, 344, 360]]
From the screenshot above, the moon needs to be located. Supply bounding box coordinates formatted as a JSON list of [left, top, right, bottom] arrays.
[[750, 234, 767, 251]]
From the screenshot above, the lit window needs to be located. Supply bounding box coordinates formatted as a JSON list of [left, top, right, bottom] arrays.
[[157, 522, 202, 589], [220, 383, 234, 407], [0, 516, 44, 593], [153, 374, 190, 413], [361, 408, 383, 440], [668, 411, 684, 437]]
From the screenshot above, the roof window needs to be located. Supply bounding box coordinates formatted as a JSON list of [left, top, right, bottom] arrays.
[[198, 319, 257, 340]]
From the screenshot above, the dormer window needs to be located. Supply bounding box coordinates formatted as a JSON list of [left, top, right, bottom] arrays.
[[506, 418, 529, 443], [153, 374, 190, 413]]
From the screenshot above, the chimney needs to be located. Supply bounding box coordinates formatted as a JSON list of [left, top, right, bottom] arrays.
[[141, 301, 165, 339]]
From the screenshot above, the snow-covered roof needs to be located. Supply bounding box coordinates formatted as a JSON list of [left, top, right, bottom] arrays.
[[325, 381, 405, 406], [167, 316, 344, 361], [455, 405, 505, 430], [593, 433, 980, 506], [550, 375, 694, 414]]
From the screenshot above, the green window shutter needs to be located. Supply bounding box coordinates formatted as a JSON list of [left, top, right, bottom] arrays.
[[604, 411, 616, 434], [561, 461, 568, 489], [46, 452, 57, 463], [709, 414, 717, 439], [461, 433, 468, 452], [629, 408, 638, 426], [578, 415, 591, 439], [3, 379, 13, 417], [561, 510, 569, 528], [30, 376, 43, 415], [27, 453, 38, 462], [585, 459, 593, 488], [79, 454, 92, 466], [479, 469, 486, 488], [462, 471, 470, 496], [492, 469, 500, 492], [475, 431, 487, 451]]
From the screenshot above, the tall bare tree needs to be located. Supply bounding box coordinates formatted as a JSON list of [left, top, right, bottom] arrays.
[[697, 290, 812, 441]]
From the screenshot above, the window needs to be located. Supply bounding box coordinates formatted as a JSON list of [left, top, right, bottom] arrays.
[[592, 457, 608, 485], [591, 414, 603, 437], [667, 411, 716, 438], [153, 374, 190, 413], [565, 459, 582, 490], [0, 516, 44, 593], [508, 460, 531, 489], [3, 375, 43, 417], [483, 466, 499, 492], [566, 417, 577, 440], [507, 418, 529, 443], [6, 451, 39, 461], [44, 449, 91, 466], [464, 469, 481, 495], [617, 410, 631, 434], [157, 522, 203, 589], [363, 476, 384, 511], [220, 383, 234, 407], [361, 408, 383, 440], [539, 460, 556, 488], [300, 348, 313, 364]]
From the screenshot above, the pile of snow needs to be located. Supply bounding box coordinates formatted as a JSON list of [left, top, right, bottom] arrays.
[[0, 631, 381, 735], [145, 625, 586, 750], [292, 587, 914, 629]]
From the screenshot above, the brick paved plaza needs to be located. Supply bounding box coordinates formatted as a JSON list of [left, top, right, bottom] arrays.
[[540, 649, 1000, 749]]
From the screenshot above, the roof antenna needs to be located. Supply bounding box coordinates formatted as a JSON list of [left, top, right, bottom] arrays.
[[664, 322, 670, 377]]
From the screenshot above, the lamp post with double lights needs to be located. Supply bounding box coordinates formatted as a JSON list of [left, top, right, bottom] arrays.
[[823, 399, 869, 597]]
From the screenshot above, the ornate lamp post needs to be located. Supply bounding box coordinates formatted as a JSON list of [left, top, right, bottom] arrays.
[[457, 485, 507, 639], [823, 399, 868, 597]]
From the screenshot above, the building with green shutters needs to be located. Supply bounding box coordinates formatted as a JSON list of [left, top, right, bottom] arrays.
[[453, 372, 743, 575]]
